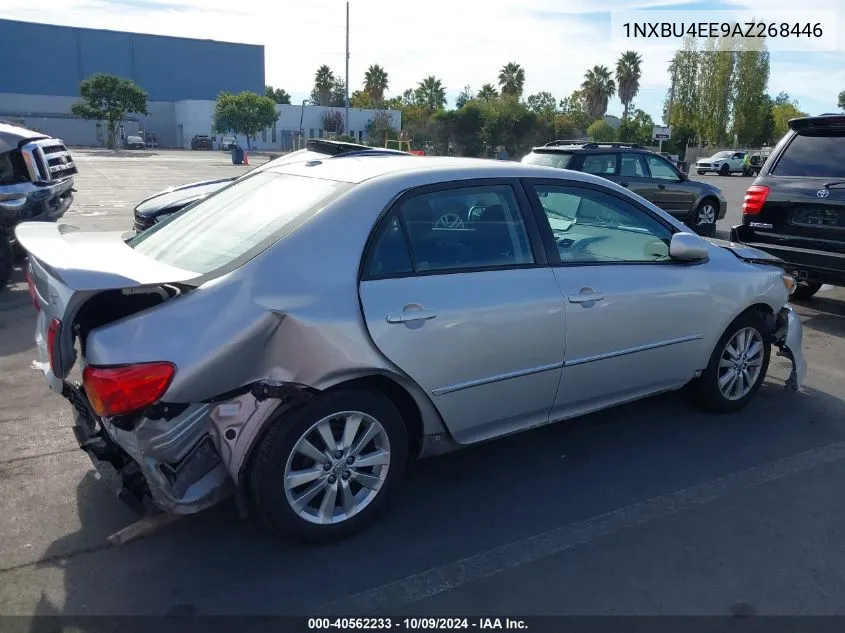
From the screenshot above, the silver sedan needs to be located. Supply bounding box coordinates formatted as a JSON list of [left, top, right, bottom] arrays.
[[17, 155, 807, 543]]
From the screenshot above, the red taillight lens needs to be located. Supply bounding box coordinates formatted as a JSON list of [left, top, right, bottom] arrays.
[[742, 185, 770, 216], [26, 269, 40, 312], [82, 362, 176, 418], [47, 318, 61, 375]]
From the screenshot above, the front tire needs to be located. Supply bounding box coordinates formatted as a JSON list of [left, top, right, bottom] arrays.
[[793, 281, 822, 301], [697, 170, 706, 175], [690, 311, 771, 413], [248, 389, 409, 544], [719, 164, 730, 176]]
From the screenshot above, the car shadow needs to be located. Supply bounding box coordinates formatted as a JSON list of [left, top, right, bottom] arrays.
[[793, 293, 845, 338], [26, 365, 845, 622], [80, 150, 162, 158], [0, 268, 38, 358]]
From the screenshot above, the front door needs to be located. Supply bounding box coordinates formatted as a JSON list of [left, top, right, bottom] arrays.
[[524, 180, 712, 419], [359, 181, 566, 444], [643, 153, 697, 216]]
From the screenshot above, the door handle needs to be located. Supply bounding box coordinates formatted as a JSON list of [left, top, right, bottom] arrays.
[[620, 182, 629, 188], [568, 289, 605, 305], [658, 184, 666, 189], [386, 306, 438, 323]]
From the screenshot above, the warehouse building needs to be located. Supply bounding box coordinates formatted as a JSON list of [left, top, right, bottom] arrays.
[[0, 19, 400, 149]]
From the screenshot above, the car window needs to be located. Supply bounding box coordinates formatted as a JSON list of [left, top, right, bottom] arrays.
[[582, 154, 618, 176], [398, 185, 534, 273], [522, 152, 573, 169], [772, 130, 845, 178], [532, 184, 673, 264], [128, 171, 352, 275], [620, 154, 648, 178], [366, 215, 414, 277], [712, 151, 732, 159], [645, 155, 680, 180]]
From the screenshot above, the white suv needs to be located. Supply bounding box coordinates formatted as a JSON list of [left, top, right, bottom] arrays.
[[696, 151, 747, 176]]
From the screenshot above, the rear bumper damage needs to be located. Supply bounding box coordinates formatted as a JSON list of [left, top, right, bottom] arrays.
[[771, 305, 807, 392], [63, 380, 312, 516]]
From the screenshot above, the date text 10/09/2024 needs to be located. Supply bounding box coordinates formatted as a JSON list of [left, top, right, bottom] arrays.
[[307, 618, 528, 630], [622, 21, 823, 38]]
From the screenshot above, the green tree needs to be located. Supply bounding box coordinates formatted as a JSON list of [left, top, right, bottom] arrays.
[[70, 73, 148, 149], [366, 110, 396, 146], [615, 51, 643, 121], [526, 91, 557, 119], [477, 83, 499, 101], [731, 34, 769, 146], [312, 65, 335, 106], [498, 62, 526, 99], [265, 85, 291, 104], [617, 108, 654, 144], [581, 66, 616, 121], [587, 119, 616, 142], [697, 34, 736, 145], [771, 94, 808, 141], [329, 78, 347, 107], [363, 64, 389, 104], [213, 91, 279, 149], [664, 36, 701, 148], [559, 90, 592, 133], [839, 90, 845, 111], [455, 85, 474, 109], [414, 76, 447, 112], [350, 90, 372, 109]]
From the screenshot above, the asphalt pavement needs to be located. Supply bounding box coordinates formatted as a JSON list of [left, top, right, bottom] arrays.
[[1, 149, 844, 620]]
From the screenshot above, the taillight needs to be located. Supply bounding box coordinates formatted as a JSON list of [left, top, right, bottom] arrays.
[[82, 362, 176, 418], [742, 185, 770, 216], [47, 318, 61, 375], [26, 268, 40, 312]]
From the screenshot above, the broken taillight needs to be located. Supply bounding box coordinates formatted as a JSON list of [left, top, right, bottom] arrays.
[[82, 362, 176, 418], [47, 318, 61, 375], [25, 268, 40, 312], [742, 185, 770, 216]]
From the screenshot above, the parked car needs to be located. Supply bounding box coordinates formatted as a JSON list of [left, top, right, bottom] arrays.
[[696, 150, 747, 176], [17, 156, 806, 543], [132, 139, 409, 232], [522, 141, 727, 236], [741, 148, 773, 177], [190, 135, 213, 150], [125, 135, 146, 150], [730, 113, 845, 300], [0, 121, 77, 289], [220, 137, 237, 151]]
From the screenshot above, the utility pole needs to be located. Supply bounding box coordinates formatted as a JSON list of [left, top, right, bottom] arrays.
[[345, 2, 350, 135]]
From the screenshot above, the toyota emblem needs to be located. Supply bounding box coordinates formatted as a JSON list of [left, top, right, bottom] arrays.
[[817, 189, 830, 198]]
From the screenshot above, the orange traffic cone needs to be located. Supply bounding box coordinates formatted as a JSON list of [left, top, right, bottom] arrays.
[[243, 151, 249, 166]]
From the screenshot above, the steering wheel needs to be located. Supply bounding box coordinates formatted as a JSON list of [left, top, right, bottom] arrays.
[[434, 213, 465, 230]]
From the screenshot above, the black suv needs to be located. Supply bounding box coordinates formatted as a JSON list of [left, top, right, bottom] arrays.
[[522, 141, 727, 236], [730, 114, 845, 300]]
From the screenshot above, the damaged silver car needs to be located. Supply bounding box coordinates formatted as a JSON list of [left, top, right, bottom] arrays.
[[17, 154, 807, 543]]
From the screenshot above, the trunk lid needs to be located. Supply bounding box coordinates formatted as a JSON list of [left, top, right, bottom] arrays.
[[16, 221, 200, 386]]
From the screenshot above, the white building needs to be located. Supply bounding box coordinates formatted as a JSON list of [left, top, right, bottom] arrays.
[[171, 102, 402, 151]]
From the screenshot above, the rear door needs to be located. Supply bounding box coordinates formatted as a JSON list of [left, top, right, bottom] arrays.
[[617, 153, 659, 203], [358, 180, 567, 445], [747, 127, 845, 266]]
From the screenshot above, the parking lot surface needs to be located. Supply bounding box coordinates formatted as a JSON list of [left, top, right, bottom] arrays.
[[1, 149, 844, 618]]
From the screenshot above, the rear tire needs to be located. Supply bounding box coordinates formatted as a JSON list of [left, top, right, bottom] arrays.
[[691, 199, 718, 237], [689, 311, 771, 414], [792, 282, 822, 301], [248, 389, 408, 544]]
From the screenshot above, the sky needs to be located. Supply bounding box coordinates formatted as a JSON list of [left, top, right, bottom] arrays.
[[4, 0, 844, 122]]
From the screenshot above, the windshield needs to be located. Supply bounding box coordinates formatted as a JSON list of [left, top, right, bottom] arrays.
[[522, 152, 574, 169], [772, 130, 845, 178], [710, 151, 733, 159], [127, 171, 352, 274]]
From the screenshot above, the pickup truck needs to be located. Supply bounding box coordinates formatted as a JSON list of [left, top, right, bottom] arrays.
[[0, 122, 77, 289]]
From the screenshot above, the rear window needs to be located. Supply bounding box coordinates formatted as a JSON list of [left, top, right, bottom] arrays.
[[772, 130, 845, 178], [128, 171, 352, 274], [522, 152, 573, 169]]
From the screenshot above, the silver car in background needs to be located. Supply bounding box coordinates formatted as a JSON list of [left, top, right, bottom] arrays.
[[17, 155, 807, 543]]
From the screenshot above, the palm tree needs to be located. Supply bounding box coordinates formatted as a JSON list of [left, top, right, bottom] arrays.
[[313, 65, 335, 106], [477, 83, 499, 101], [498, 62, 526, 98], [615, 51, 643, 121], [581, 65, 616, 121], [414, 76, 447, 111], [363, 64, 389, 105]]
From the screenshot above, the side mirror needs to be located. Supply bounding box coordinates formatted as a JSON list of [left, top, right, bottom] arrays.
[[677, 171, 688, 181], [669, 232, 709, 262]]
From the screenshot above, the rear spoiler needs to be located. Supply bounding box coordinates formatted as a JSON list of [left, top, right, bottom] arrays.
[[789, 114, 845, 131]]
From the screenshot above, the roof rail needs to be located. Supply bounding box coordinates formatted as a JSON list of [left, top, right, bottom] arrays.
[[331, 149, 411, 159], [543, 139, 590, 147], [542, 140, 647, 150]]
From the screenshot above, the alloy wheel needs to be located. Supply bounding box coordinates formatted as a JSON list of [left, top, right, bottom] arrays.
[[696, 204, 716, 226], [283, 411, 391, 525], [718, 327, 764, 400]]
